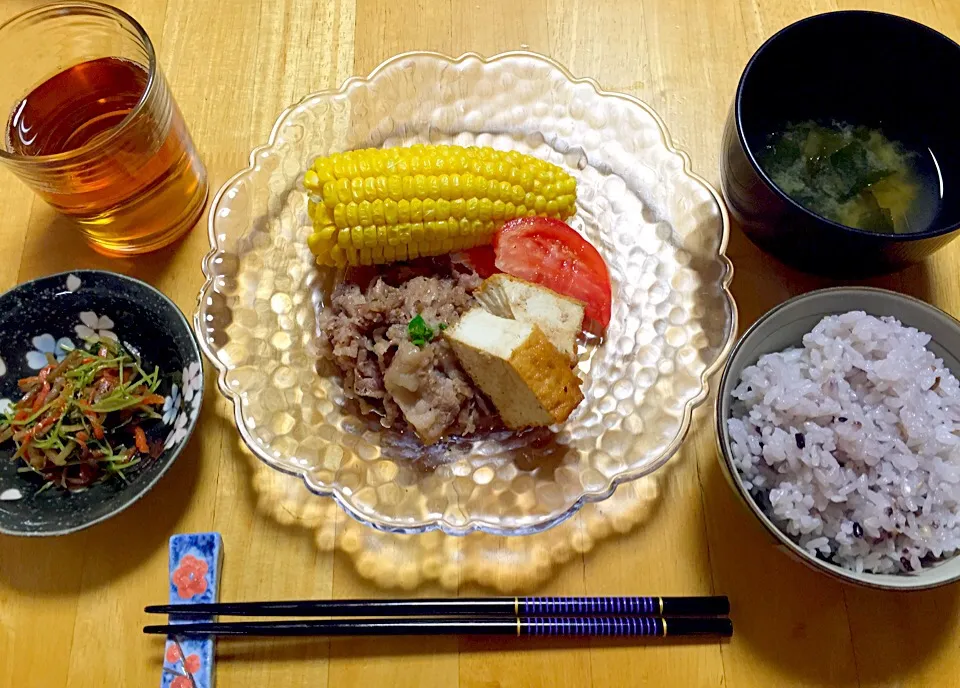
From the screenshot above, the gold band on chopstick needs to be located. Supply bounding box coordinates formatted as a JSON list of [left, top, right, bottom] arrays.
[[516, 618, 522, 637], [662, 618, 668, 637], [658, 597, 664, 615], [514, 597, 519, 616]]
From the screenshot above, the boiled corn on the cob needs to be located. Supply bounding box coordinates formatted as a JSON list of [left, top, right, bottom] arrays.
[[304, 144, 577, 267]]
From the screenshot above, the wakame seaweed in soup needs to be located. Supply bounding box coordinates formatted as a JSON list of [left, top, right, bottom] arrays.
[[759, 121, 941, 234]]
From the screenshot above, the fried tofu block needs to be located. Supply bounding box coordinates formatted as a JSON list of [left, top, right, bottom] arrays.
[[445, 308, 583, 429], [474, 274, 585, 363]]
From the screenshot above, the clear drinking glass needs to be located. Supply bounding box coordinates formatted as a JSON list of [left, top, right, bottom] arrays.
[[0, 2, 208, 255]]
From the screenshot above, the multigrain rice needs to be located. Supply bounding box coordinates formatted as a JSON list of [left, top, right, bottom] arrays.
[[727, 311, 960, 574]]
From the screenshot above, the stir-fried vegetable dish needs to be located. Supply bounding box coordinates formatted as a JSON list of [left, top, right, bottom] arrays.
[[0, 339, 167, 492]]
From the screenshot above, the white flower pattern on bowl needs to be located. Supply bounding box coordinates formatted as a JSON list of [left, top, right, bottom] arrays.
[[66, 274, 81, 293], [182, 361, 203, 413], [75, 311, 117, 344], [0, 398, 12, 415], [164, 411, 190, 450], [0, 355, 5, 378], [162, 384, 182, 425], [0, 488, 23, 502], [26, 334, 74, 370], [162, 365, 203, 450]]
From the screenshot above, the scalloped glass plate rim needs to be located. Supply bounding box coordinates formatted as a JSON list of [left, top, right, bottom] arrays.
[[195, 49, 738, 536]]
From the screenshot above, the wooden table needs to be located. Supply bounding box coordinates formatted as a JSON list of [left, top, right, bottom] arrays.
[[2, 0, 959, 685]]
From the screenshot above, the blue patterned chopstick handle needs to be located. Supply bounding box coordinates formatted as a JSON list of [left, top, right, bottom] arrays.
[[519, 596, 659, 616], [521, 616, 664, 637]]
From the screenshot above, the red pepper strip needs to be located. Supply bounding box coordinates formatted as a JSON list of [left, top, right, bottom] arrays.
[[87, 414, 105, 440], [133, 426, 149, 454], [141, 394, 166, 406], [75, 431, 89, 450], [12, 434, 32, 460], [31, 382, 51, 413], [33, 413, 58, 436], [38, 364, 55, 383], [20, 365, 55, 408], [14, 410, 28, 422], [12, 412, 60, 460]]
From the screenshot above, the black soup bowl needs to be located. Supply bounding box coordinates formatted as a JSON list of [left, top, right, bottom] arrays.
[[0, 271, 203, 536], [721, 11, 960, 277]]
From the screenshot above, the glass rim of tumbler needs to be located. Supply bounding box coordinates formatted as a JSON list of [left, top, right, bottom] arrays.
[[0, 1, 157, 165]]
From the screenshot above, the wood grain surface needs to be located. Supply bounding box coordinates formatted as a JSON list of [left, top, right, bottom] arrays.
[[1, 1, 959, 686]]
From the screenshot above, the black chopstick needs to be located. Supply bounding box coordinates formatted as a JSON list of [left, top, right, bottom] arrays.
[[143, 616, 733, 638], [145, 595, 729, 618]]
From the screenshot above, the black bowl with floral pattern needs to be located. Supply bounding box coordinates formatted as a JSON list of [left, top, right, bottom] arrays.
[[0, 270, 203, 536]]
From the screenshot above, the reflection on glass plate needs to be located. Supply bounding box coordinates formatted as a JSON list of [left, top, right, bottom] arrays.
[[196, 51, 736, 536], [246, 442, 666, 591]]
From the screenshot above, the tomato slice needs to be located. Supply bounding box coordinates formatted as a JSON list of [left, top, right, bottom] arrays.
[[493, 218, 612, 327], [461, 245, 499, 279]]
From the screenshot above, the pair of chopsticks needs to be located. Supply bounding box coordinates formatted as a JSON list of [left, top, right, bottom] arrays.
[[144, 596, 732, 639]]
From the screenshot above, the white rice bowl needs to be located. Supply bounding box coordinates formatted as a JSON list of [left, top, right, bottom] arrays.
[[727, 311, 960, 575]]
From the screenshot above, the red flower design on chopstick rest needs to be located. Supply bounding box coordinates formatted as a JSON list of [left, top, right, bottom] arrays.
[[172, 554, 209, 599], [165, 643, 182, 663], [184, 654, 201, 674], [171, 676, 193, 688]]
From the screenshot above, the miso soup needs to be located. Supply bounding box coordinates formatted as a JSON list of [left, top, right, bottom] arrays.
[[759, 120, 941, 234]]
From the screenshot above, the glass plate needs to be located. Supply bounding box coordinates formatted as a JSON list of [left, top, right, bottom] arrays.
[[196, 51, 737, 536]]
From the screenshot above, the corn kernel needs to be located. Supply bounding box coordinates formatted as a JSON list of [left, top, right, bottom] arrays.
[[397, 199, 410, 223], [333, 204, 347, 228], [336, 178, 352, 204], [466, 198, 479, 221], [375, 176, 389, 200], [422, 198, 436, 222], [345, 203, 359, 227], [322, 181, 338, 207], [313, 159, 334, 183], [387, 176, 403, 201], [436, 198, 451, 221], [307, 231, 327, 256]]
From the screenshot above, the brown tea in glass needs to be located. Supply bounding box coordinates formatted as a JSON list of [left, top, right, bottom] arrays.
[[0, 2, 207, 255]]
